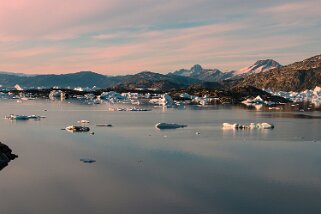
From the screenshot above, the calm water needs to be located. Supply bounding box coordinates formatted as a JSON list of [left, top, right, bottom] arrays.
[[0, 100, 321, 214]]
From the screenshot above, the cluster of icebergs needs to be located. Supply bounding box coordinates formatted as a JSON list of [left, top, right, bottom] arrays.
[[108, 107, 150, 112], [264, 86, 321, 105], [223, 122, 274, 129], [180, 93, 219, 105], [149, 94, 174, 107]]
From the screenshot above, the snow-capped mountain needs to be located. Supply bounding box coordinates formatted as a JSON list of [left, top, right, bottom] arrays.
[[236, 59, 282, 75], [235, 55, 321, 91], [171, 60, 282, 82]]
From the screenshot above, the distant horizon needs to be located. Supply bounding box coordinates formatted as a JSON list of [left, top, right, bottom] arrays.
[[0, 1, 320, 75]]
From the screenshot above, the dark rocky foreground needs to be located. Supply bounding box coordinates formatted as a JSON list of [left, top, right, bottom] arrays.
[[0, 142, 18, 171]]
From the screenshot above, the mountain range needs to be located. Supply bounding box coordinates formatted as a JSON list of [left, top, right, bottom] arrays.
[[0, 55, 320, 92], [170, 59, 281, 81]]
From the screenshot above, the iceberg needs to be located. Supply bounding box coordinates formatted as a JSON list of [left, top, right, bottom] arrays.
[[223, 122, 274, 129], [150, 94, 174, 107], [65, 126, 90, 132], [99, 91, 125, 102], [155, 123, 187, 129], [77, 120, 90, 124]]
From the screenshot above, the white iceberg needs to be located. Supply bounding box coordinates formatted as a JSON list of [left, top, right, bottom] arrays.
[[77, 120, 90, 124], [222, 122, 274, 129]]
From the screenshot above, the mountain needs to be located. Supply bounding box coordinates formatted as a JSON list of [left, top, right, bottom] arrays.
[[0, 71, 122, 88], [1, 55, 319, 92], [171, 60, 281, 82], [235, 59, 282, 75], [0, 71, 34, 77], [171, 64, 235, 82], [115, 71, 202, 90], [0, 70, 204, 91], [234, 55, 321, 91]]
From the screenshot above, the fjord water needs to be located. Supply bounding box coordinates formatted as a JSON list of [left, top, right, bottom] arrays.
[[0, 100, 321, 214]]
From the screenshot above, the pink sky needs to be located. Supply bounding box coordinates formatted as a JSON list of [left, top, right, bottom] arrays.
[[0, 0, 320, 74]]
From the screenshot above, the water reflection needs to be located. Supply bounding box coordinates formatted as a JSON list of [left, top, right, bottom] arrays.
[[0, 100, 321, 213]]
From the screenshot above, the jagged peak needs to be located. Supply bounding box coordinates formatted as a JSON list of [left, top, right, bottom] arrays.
[[190, 64, 203, 71]]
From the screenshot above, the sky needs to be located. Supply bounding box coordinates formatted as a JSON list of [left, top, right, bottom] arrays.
[[0, 0, 321, 75]]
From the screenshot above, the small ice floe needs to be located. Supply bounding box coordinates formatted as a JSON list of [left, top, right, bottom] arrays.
[[109, 107, 126, 111], [77, 120, 90, 124], [223, 122, 274, 130], [196, 132, 201, 135], [127, 108, 150, 112], [27, 115, 42, 119], [5, 114, 29, 120], [5, 114, 45, 120], [109, 107, 150, 112], [222, 123, 239, 129], [65, 125, 90, 132], [155, 123, 187, 130], [96, 124, 113, 127], [80, 158, 96, 163]]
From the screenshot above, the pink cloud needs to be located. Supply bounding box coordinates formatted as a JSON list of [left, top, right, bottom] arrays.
[[4, 47, 60, 58], [0, 0, 117, 40], [259, 1, 321, 26], [0, 1, 320, 74], [0, 20, 312, 74]]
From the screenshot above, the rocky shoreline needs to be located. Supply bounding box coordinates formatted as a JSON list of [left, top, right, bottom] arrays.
[[0, 142, 18, 171]]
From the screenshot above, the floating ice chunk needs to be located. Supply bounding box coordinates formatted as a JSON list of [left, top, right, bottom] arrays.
[[222, 122, 274, 129], [155, 123, 187, 129], [65, 126, 90, 132], [77, 120, 90, 124], [222, 123, 240, 129], [259, 123, 274, 129]]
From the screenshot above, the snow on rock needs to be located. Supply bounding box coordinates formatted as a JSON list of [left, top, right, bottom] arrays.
[[236, 59, 282, 75]]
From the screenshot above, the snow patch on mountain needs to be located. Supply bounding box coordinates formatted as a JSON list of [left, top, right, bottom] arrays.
[[236, 59, 282, 75]]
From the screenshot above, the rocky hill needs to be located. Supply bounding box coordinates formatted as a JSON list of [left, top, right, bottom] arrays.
[[0, 70, 207, 91], [115, 71, 202, 90], [234, 55, 321, 91]]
